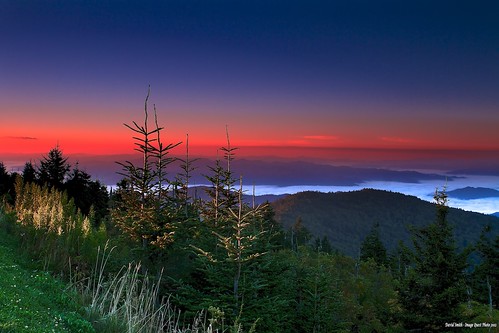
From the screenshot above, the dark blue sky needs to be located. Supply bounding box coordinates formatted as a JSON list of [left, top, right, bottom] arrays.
[[1, 0, 499, 155]]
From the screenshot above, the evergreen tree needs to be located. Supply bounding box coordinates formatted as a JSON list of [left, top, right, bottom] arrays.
[[201, 127, 238, 225], [65, 164, 109, 226], [288, 217, 312, 251], [399, 187, 468, 331], [313, 236, 334, 254], [298, 251, 343, 333], [473, 226, 499, 311], [37, 145, 70, 189], [174, 134, 198, 212], [22, 161, 37, 184], [65, 164, 93, 213], [360, 222, 387, 266], [0, 162, 16, 205], [390, 240, 412, 280], [195, 172, 270, 298], [185, 134, 282, 330], [87, 180, 110, 226], [0, 162, 9, 195], [112, 88, 181, 255]]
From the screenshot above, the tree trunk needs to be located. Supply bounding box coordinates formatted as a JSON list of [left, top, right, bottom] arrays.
[[487, 275, 493, 313]]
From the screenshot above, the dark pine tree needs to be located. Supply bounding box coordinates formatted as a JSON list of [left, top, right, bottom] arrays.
[[65, 164, 109, 226], [360, 222, 387, 266], [289, 217, 312, 251], [399, 188, 468, 331], [0, 162, 16, 205], [37, 145, 70, 190], [65, 164, 93, 213], [22, 161, 37, 184], [0, 162, 9, 195], [473, 226, 499, 311], [313, 235, 335, 254]]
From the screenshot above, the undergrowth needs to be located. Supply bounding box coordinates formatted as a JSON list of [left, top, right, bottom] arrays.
[[1, 208, 255, 333], [0, 214, 94, 333], [71, 243, 254, 333]]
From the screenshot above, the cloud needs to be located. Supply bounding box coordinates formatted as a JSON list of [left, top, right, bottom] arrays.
[[380, 136, 417, 144], [286, 135, 340, 146], [3, 136, 38, 140], [303, 135, 339, 141]]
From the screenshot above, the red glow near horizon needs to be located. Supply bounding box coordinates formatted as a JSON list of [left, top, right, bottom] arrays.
[[2, 101, 499, 158], [3, 133, 499, 161], [2, 126, 499, 158]]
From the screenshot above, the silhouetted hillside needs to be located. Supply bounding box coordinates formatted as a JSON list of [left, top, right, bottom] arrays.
[[188, 186, 289, 205], [446, 186, 499, 199], [230, 160, 453, 186], [77, 154, 454, 187], [271, 189, 499, 257], [448, 166, 499, 176]]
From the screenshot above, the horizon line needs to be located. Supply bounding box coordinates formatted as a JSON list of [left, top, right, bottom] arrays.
[[2, 145, 499, 157]]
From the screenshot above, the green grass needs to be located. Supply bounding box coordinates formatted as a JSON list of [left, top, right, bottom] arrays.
[[0, 227, 94, 333], [0, 208, 257, 333]]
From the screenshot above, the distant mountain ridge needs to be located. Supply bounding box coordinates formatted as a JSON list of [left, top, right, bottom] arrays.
[[229, 160, 454, 186], [271, 189, 499, 257], [448, 166, 499, 176], [62, 154, 454, 187], [187, 186, 289, 206], [446, 186, 499, 200]]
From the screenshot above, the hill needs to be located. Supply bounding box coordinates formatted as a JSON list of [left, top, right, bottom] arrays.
[[446, 186, 499, 199], [271, 189, 499, 257]]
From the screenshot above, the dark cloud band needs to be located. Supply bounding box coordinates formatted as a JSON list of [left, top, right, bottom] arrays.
[[3, 136, 38, 140]]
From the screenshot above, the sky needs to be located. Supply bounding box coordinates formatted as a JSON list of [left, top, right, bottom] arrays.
[[1, 0, 499, 179]]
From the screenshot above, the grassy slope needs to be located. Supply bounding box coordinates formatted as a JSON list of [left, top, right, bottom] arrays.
[[0, 228, 94, 333]]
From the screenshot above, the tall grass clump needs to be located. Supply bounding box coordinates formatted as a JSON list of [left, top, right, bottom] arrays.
[[77, 243, 168, 332], [74, 243, 216, 333], [13, 177, 97, 274]]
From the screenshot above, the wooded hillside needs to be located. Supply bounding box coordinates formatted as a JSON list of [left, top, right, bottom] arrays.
[[272, 189, 499, 256]]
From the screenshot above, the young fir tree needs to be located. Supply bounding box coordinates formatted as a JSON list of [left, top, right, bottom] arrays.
[[390, 240, 412, 280], [192, 177, 272, 327], [188, 133, 278, 329], [302, 253, 341, 332], [360, 222, 387, 266], [399, 187, 468, 331], [201, 126, 238, 226], [171, 133, 200, 221], [313, 235, 334, 254], [288, 217, 312, 252], [473, 226, 498, 311], [112, 88, 180, 252]]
